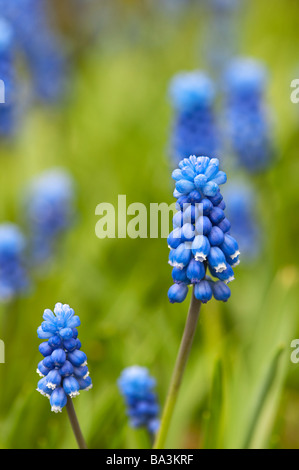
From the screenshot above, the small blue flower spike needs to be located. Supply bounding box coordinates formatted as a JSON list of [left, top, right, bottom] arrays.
[[36, 303, 92, 413], [23, 168, 75, 266], [0, 0, 68, 104], [169, 71, 220, 164], [223, 57, 273, 172], [0, 17, 16, 137], [222, 181, 260, 260], [168, 155, 240, 304], [118, 366, 160, 435], [0, 223, 29, 302]]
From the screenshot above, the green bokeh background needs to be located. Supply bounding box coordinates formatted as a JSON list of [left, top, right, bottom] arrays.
[[1, 0, 299, 449]]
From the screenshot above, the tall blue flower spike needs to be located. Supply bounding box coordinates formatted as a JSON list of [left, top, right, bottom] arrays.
[[23, 168, 75, 266], [0, 0, 67, 104], [222, 181, 260, 260], [169, 71, 220, 164], [15, 0, 67, 103], [223, 57, 273, 172], [167, 155, 240, 304], [37, 303, 92, 413], [0, 17, 16, 137], [118, 366, 160, 435], [0, 223, 29, 302]]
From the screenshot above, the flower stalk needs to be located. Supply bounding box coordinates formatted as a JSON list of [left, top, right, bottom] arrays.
[[66, 396, 87, 449], [153, 287, 202, 449]]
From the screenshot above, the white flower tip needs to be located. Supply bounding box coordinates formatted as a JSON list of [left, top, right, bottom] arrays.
[[231, 250, 240, 260], [225, 276, 235, 284], [36, 369, 45, 377], [46, 382, 57, 390], [69, 391, 80, 398], [173, 262, 184, 270], [194, 253, 207, 262], [82, 384, 93, 392], [83, 371, 90, 380], [51, 406, 63, 413], [215, 263, 227, 273], [232, 260, 240, 267]]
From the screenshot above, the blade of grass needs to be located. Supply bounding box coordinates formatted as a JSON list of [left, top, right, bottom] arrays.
[[203, 359, 224, 449], [242, 346, 284, 449]]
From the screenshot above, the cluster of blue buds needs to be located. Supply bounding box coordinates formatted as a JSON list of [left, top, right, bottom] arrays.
[[36, 303, 92, 413], [223, 181, 260, 260], [0, 18, 16, 137], [167, 155, 240, 304], [169, 71, 220, 164], [23, 168, 75, 266], [0, 223, 29, 302], [223, 57, 273, 172], [118, 366, 160, 435]]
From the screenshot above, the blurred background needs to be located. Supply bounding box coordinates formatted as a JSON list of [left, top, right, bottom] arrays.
[[0, 0, 299, 449]]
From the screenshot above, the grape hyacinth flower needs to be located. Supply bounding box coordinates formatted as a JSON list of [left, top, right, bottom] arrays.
[[154, 155, 240, 449], [0, 18, 16, 137], [0, 223, 29, 302], [223, 57, 273, 172], [222, 181, 260, 260], [23, 168, 75, 267], [118, 366, 160, 439], [167, 155, 240, 304], [0, 0, 68, 104], [169, 71, 220, 164], [37, 302, 92, 448]]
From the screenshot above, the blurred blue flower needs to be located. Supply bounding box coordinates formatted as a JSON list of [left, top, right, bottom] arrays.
[[203, 0, 241, 77], [169, 71, 220, 164], [23, 168, 75, 266], [209, 0, 240, 12], [37, 302, 92, 413], [0, 0, 68, 104], [0, 17, 16, 137], [118, 366, 160, 435], [0, 223, 29, 302], [223, 57, 273, 172], [222, 181, 261, 260], [168, 155, 240, 304]]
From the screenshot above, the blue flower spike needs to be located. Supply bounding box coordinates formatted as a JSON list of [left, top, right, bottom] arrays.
[[223, 57, 274, 172], [0, 223, 30, 302], [167, 155, 240, 304], [0, 17, 16, 137], [169, 71, 220, 164], [118, 366, 160, 437], [0, 0, 68, 104], [23, 168, 75, 266], [222, 181, 260, 260], [36, 302, 92, 413]]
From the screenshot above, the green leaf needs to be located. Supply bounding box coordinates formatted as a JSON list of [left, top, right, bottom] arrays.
[[203, 359, 224, 449], [242, 346, 284, 449]]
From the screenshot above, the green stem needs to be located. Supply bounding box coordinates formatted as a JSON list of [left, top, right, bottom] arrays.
[[66, 396, 88, 449], [153, 287, 202, 449]]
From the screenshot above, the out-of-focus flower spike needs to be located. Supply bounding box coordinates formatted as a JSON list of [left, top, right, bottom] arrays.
[[169, 71, 221, 164], [118, 366, 160, 436]]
